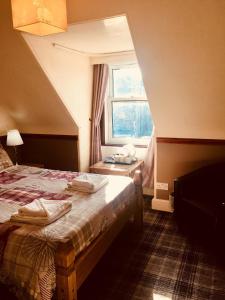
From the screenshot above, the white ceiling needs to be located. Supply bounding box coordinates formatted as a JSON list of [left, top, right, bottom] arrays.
[[44, 16, 134, 54]]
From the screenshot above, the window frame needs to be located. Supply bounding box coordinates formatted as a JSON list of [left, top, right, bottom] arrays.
[[104, 63, 151, 146]]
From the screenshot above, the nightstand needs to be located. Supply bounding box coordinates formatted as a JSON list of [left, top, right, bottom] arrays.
[[90, 160, 144, 178]]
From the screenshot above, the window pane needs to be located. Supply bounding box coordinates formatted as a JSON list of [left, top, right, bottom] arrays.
[[112, 101, 153, 138], [112, 65, 146, 98]]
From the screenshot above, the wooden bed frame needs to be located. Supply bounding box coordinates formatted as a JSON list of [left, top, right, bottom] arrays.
[[55, 171, 143, 300]]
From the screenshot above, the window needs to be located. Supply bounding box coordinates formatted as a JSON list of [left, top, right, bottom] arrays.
[[104, 63, 153, 145]]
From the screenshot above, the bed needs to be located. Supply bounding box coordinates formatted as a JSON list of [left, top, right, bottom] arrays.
[[0, 148, 143, 300]]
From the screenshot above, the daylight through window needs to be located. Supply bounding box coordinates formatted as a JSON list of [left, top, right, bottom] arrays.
[[105, 63, 153, 145]]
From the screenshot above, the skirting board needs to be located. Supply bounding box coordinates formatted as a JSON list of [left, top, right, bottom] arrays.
[[152, 198, 174, 213]]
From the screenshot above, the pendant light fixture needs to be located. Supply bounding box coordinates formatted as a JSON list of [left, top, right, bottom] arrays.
[[11, 0, 67, 36]]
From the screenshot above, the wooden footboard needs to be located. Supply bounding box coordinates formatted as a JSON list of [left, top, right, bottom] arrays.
[[55, 171, 143, 300]]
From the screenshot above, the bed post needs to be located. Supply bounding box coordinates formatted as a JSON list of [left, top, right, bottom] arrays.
[[133, 170, 144, 231], [55, 242, 77, 300]]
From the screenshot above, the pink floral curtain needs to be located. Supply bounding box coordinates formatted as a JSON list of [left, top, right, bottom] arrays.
[[90, 64, 109, 166], [142, 127, 155, 188]]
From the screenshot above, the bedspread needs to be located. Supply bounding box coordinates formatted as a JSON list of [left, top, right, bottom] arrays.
[[0, 165, 136, 299]]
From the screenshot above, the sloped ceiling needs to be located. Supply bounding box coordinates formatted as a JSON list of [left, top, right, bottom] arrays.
[[67, 0, 225, 139], [0, 0, 77, 135], [46, 16, 134, 54]]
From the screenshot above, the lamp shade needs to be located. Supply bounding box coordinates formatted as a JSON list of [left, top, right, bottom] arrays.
[[11, 0, 67, 36], [7, 130, 24, 146]]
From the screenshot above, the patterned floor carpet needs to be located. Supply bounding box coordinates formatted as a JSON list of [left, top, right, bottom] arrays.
[[1, 204, 225, 299], [79, 204, 225, 300]]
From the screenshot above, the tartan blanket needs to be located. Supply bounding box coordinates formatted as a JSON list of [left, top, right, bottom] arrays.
[[0, 165, 136, 300], [0, 224, 19, 267]]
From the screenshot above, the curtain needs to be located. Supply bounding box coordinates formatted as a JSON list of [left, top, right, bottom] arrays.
[[90, 64, 109, 166], [142, 127, 155, 188]]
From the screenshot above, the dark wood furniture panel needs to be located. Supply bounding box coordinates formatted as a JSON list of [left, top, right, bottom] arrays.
[[174, 162, 225, 244]]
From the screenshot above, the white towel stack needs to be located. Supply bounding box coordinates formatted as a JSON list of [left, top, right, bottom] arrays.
[[67, 174, 108, 193], [11, 198, 72, 225]]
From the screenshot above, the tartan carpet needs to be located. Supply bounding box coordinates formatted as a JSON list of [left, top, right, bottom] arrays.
[[79, 204, 225, 300]]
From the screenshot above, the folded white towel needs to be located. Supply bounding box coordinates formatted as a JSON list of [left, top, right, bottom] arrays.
[[68, 174, 108, 193], [11, 198, 72, 225], [18, 199, 47, 217]]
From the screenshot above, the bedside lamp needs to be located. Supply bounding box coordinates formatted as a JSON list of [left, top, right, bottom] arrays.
[[6, 129, 23, 165]]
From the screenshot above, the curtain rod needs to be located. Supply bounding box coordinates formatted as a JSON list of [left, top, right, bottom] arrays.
[[52, 42, 135, 57]]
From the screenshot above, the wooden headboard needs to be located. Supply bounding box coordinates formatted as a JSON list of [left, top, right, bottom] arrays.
[[0, 134, 79, 171]]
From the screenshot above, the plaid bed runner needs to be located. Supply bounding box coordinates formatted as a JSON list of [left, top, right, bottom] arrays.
[[0, 188, 71, 205], [43, 170, 80, 182], [0, 172, 26, 184]]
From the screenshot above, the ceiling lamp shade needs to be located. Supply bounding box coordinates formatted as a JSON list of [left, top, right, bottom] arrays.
[[11, 0, 67, 36]]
